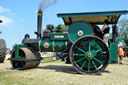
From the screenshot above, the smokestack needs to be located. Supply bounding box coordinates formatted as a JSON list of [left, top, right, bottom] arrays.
[[0, 20, 2, 23], [36, 0, 57, 39], [37, 10, 42, 39]]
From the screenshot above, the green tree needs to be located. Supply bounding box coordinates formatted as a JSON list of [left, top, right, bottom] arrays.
[[118, 19, 128, 46], [54, 24, 69, 31]]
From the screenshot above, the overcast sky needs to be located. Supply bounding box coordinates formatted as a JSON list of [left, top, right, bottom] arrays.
[[0, 0, 128, 49]]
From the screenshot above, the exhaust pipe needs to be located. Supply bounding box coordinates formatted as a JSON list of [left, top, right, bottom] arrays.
[[36, 10, 42, 39]]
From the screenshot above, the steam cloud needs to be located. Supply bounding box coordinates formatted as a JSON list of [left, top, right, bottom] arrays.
[[39, 0, 57, 11]]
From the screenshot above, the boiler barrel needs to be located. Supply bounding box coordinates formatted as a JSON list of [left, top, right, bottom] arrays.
[[39, 40, 70, 52]]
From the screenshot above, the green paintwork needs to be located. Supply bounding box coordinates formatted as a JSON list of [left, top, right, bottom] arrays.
[[57, 10, 128, 17], [40, 40, 69, 52], [50, 33, 68, 41], [68, 22, 93, 43], [109, 42, 118, 64], [72, 36, 109, 73], [115, 37, 121, 43], [109, 37, 121, 64], [15, 44, 26, 58], [57, 10, 128, 25]]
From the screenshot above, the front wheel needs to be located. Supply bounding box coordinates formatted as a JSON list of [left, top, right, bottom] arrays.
[[70, 36, 110, 75]]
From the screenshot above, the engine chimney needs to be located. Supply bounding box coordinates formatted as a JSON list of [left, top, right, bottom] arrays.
[[36, 10, 42, 39]]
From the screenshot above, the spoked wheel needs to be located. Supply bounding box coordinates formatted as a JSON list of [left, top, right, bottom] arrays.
[[70, 36, 110, 75]]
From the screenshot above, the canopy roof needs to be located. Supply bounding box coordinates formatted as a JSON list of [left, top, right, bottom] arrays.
[[57, 10, 128, 25]]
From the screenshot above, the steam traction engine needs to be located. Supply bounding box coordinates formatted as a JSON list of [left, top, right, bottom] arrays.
[[10, 10, 128, 74]]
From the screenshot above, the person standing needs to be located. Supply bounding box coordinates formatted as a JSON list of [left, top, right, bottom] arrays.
[[118, 46, 124, 64], [97, 19, 110, 47]]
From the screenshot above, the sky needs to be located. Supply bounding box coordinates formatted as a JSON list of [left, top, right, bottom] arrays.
[[0, 0, 128, 49]]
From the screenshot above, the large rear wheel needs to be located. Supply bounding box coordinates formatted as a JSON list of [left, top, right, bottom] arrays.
[[70, 36, 110, 74]]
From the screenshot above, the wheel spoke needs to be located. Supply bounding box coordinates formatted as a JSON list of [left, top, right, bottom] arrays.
[[93, 57, 103, 65], [73, 54, 85, 56], [89, 40, 91, 51], [91, 40, 97, 46], [96, 48, 101, 53], [95, 55, 106, 58], [20, 53, 25, 66], [81, 41, 87, 51], [103, 51, 107, 55], [76, 47, 86, 54], [88, 60, 90, 72], [80, 60, 87, 69], [95, 44, 100, 50], [20, 61, 25, 67], [92, 60, 98, 71], [20, 52, 24, 56], [75, 57, 85, 63]]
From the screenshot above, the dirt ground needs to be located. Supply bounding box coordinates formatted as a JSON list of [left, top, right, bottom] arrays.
[[0, 55, 128, 85]]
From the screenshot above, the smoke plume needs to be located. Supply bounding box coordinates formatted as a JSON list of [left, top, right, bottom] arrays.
[[39, 0, 57, 11]]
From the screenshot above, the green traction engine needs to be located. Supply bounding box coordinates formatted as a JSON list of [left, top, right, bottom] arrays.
[[10, 10, 128, 74]]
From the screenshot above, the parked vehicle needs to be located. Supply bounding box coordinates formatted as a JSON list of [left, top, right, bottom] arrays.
[[9, 10, 128, 74]]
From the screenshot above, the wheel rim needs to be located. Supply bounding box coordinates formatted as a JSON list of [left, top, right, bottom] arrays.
[[70, 36, 109, 74]]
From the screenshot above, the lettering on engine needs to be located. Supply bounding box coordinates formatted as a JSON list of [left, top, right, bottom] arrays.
[[54, 35, 64, 38]]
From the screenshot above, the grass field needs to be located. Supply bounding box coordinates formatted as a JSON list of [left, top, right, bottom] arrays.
[[0, 57, 128, 85]]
